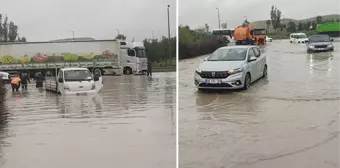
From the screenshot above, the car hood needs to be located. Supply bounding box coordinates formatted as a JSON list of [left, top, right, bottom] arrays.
[[198, 61, 245, 72], [308, 42, 332, 46]]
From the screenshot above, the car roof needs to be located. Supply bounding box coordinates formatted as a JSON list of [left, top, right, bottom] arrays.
[[290, 32, 307, 35], [61, 67, 89, 71], [218, 45, 256, 50], [309, 34, 329, 37]]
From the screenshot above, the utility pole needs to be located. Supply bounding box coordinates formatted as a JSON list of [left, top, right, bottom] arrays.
[[216, 8, 221, 29], [116, 29, 120, 36], [167, 5, 171, 65]]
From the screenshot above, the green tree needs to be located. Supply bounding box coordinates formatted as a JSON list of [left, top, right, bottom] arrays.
[[20, 37, 27, 42], [270, 6, 282, 31], [8, 21, 18, 42], [336, 18, 340, 22], [221, 22, 227, 29], [115, 34, 126, 40], [266, 20, 271, 32], [287, 21, 296, 32], [297, 22, 303, 31], [2, 15, 8, 42], [316, 16, 322, 24]]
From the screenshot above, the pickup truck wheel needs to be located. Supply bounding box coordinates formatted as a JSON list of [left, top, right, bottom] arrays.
[[124, 67, 132, 75]]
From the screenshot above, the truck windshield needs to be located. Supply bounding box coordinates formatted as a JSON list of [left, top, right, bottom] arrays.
[[136, 49, 147, 58], [253, 29, 266, 35], [64, 70, 92, 82]]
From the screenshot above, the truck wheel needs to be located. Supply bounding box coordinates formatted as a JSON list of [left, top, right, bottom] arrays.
[[124, 67, 132, 75]]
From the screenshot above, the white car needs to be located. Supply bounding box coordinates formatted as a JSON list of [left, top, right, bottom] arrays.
[[266, 36, 273, 42], [0, 71, 10, 83], [194, 46, 267, 90], [290, 33, 309, 43]]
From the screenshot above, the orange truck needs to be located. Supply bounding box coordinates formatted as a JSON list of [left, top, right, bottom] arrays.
[[234, 26, 267, 45]]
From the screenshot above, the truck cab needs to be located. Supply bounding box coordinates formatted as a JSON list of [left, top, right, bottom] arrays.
[[119, 41, 148, 75], [45, 67, 103, 95]]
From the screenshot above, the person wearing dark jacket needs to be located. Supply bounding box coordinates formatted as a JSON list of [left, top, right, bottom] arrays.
[[146, 60, 152, 76], [35, 72, 44, 88], [20, 73, 31, 90]]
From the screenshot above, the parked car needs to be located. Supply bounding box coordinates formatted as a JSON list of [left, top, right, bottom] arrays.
[[266, 36, 273, 42], [307, 34, 334, 53], [0, 71, 10, 83], [290, 33, 309, 43], [194, 46, 267, 90]]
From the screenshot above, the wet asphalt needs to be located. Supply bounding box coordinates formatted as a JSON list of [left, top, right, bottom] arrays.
[[179, 39, 339, 168], [0, 72, 176, 168]]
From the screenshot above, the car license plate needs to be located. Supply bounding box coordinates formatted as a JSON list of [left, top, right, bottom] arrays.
[[76, 92, 87, 95], [205, 79, 221, 84]]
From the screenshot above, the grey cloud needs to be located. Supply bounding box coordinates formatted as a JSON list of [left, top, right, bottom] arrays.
[[0, 0, 176, 41], [179, 0, 340, 29]]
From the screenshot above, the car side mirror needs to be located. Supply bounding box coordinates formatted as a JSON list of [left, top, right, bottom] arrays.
[[248, 56, 257, 62], [94, 76, 99, 81], [331, 39, 334, 42], [58, 78, 63, 83]]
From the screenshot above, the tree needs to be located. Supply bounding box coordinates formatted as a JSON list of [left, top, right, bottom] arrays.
[[270, 5, 282, 31], [287, 21, 296, 32], [221, 22, 227, 29], [336, 18, 340, 22], [316, 16, 322, 24], [20, 37, 27, 42], [115, 34, 126, 40], [204, 23, 209, 33], [311, 21, 317, 30], [266, 20, 271, 32], [297, 22, 303, 31], [8, 21, 18, 42], [242, 19, 249, 27], [2, 15, 8, 42], [0, 14, 2, 41]]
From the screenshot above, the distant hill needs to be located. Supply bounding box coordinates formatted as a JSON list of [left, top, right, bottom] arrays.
[[249, 14, 340, 29]]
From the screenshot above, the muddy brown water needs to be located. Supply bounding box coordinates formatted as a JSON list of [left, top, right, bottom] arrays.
[[0, 72, 175, 168], [179, 40, 339, 168]]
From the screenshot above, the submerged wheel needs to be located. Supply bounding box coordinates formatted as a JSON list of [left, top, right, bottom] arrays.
[[123, 67, 132, 75], [243, 73, 251, 90]]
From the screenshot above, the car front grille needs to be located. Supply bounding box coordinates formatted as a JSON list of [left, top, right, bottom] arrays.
[[315, 45, 327, 48], [199, 71, 229, 79], [199, 83, 232, 87]]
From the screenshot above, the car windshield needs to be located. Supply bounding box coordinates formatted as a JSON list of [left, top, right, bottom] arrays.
[[64, 70, 92, 81], [208, 48, 247, 61], [293, 34, 307, 39], [309, 35, 330, 42], [136, 49, 147, 58]]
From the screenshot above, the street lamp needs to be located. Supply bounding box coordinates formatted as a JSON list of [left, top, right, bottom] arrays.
[[216, 8, 221, 29], [167, 5, 171, 63]]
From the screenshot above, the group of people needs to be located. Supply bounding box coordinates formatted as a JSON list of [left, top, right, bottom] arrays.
[[10, 72, 44, 92]]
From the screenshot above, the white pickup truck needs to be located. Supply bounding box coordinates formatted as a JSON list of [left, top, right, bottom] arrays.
[[45, 67, 103, 95]]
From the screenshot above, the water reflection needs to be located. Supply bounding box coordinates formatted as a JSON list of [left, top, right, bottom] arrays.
[[0, 103, 8, 167]]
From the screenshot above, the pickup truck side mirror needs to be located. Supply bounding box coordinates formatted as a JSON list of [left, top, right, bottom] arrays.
[[58, 78, 63, 83], [94, 76, 99, 81]]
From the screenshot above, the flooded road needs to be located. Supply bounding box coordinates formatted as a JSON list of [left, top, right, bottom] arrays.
[[179, 40, 339, 168], [0, 72, 175, 168]]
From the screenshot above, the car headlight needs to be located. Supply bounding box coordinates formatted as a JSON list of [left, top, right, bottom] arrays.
[[228, 68, 244, 75], [327, 44, 333, 48], [195, 68, 201, 74], [309, 45, 315, 48]]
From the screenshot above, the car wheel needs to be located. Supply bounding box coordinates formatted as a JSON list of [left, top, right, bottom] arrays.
[[198, 88, 207, 92], [123, 67, 132, 75], [243, 73, 251, 90], [262, 65, 267, 78], [290, 41, 292, 43]]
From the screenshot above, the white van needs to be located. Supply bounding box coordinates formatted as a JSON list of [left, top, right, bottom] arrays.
[[290, 33, 309, 43], [45, 68, 103, 95]]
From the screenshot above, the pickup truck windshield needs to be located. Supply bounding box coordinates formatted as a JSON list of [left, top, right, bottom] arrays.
[[64, 70, 92, 82]]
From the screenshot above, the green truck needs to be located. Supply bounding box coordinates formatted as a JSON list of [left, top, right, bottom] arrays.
[[316, 22, 340, 37]]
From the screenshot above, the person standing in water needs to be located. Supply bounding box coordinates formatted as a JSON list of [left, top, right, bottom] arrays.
[[10, 75, 21, 92], [20, 73, 31, 90], [146, 60, 152, 76], [35, 72, 44, 88]]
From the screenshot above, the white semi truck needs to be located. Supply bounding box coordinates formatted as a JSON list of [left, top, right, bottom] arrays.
[[0, 39, 123, 77], [119, 41, 148, 75]]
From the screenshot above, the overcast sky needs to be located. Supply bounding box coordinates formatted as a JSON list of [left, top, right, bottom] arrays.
[[179, 0, 340, 30], [0, 0, 176, 42]]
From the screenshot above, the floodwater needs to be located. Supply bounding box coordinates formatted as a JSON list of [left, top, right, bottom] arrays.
[[179, 40, 340, 168], [0, 72, 176, 168]]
